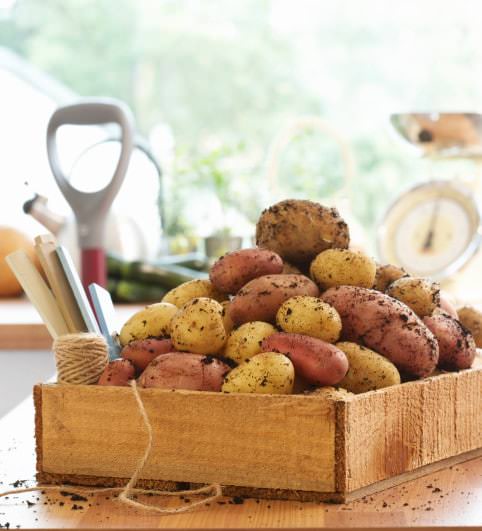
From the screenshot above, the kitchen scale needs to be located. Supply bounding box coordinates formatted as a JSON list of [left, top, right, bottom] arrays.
[[378, 113, 482, 287]]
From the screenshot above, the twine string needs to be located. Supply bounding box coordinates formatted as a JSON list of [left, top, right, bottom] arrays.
[[0, 348, 223, 514], [54, 333, 109, 385]]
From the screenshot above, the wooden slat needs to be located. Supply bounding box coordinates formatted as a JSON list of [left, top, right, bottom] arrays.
[[340, 367, 482, 492], [38, 384, 336, 492]]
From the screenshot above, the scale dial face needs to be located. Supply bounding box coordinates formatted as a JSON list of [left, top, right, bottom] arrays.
[[377, 181, 481, 280]]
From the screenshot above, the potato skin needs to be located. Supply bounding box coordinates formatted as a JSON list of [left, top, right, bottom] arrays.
[[457, 306, 482, 348], [256, 199, 349, 265], [310, 249, 377, 290], [229, 274, 319, 326], [98, 359, 135, 386], [209, 248, 283, 294], [335, 342, 401, 393], [121, 338, 176, 371], [162, 279, 227, 307], [222, 352, 294, 394], [438, 293, 458, 320], [119, 302, 178, 346], [261, 332, 349, 386], [223, 321, 277, 364], [320, 286, 439, 378], [386, 277, 440, 317], [138, 353, 230, 391], [220, 300, 235, 335], [373, 263, 407, 292], [276, 296, 342, 343], [423, 313, 476, 370], [171, 297, 226, 354]]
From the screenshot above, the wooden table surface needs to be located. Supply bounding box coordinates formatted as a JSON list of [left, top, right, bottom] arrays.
[[1, 392, 481, 529]]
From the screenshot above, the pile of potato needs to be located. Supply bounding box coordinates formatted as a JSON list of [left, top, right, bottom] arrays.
[[98, 199, 482, 396]]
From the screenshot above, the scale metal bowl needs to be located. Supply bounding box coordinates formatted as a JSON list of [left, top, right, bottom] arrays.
[[390, 112, 482, 159]]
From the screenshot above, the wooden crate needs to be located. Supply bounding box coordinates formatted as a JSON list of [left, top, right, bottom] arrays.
[[34, 367, 482, 503]]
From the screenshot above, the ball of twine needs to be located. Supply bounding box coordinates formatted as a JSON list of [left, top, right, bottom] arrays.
[[53, 333, 109, 385]]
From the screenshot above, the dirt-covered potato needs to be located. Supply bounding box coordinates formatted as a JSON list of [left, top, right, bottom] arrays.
[[98, 359, 135, 386], [282, 261, 302, 275], [321, 286, 439, 378], [209, 248, 283, 294], [229, 274, 319, 326], [423, 313, 476, 370], [223, 321, 277, 363], [138, 352, 230, 391], [170, 297, 227, 354], [373, 263, 407, 292], [310, 249, 377, 290], [261, 332, 349, 386], [308, 386, 353, 399], [220, 300, 235, 335], [255, 199, 349, 265], [335, 342, 401, 393], [162, 279, 227, 307], [119, 302, 178, 346], [222, 352, 294, 394], [276, 296, 342, 343], [386, 277, 440, 317], [121, 338, 176, 371], [457, 306, 482, 348]]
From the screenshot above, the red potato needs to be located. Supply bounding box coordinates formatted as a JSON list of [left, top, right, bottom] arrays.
[[121, 338, 176, 371], [209, 248, 283, 294], [138, 352, 231, 391], [98, 359, 136, 386], [229, 274, 319, 326], [320, 286, 439, 378], [261, 332, 348, 386], [439, 293, 459, 320], [423, 313, 476, 370]]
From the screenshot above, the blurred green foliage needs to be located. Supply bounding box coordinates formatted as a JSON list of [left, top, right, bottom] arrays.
[[2, 0, 481, 240]]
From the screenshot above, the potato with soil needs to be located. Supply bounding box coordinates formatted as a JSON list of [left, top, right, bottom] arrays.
[[223, 321, 277, 364], [170, 297, 226, 354], [121, 338, 176, 371], [229, 274, 319, 326], [138, 352, 230, 391], [310, 248, 377, 290], [386, 277, 440, 318], [423, 313, 476, 370], [162, 279, 227, 307], [276, 296, 342, 343], [457, 306, 482, 348], [98, 359, 136, 386], [220, 300, 235, 335], [119, 302, 178, 346], [261, 332, 349, 386], [335, 342, 401, 393], [255, 199, 349, 265], [320, 286, 439, 378], [222, 352, 294, 394], [209, 248, 283, 294], [373, 263, 407, 292]]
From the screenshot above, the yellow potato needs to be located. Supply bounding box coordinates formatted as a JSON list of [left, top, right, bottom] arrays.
[[373, 263, 407, 292], [221, 300, 235, 335], [276, 296, 341, 343], [457, 306, 482, 348], [119, 302, 178, 346], [223, 321, 277, 363], [310, 249, 376, 290], [309, 386, 353, 399], [386, 277, 440, 317], [222, 352, 294, 394], [162, 279, 227, 308], [170, 297, 226, 354], [336, 342, 401, 394]]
